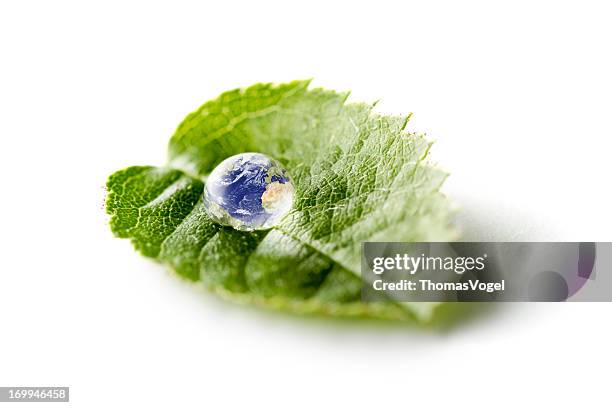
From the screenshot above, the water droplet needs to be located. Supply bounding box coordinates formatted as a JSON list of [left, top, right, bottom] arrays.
[[204, 153, 295, 231]]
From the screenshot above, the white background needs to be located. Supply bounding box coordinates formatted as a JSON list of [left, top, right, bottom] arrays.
[[1, 1, 611, 406]]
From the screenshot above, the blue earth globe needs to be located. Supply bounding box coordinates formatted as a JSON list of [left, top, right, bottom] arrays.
[[203, 153, 295, 231]]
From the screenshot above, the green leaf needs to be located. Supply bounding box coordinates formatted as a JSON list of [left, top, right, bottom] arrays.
[[106, 80, 456, 323]]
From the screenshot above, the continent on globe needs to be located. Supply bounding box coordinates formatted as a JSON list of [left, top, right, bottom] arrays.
[[203, 153, 295, 231]]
